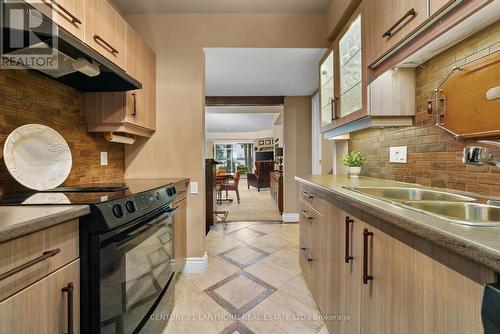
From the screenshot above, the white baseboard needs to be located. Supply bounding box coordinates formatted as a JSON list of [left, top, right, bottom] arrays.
[[283, 213, 299, 222], [182, 252, 208, 273]]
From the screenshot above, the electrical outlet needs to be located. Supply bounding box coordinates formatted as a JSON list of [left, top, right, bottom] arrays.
[[100, 152, 108, 166], [190, 182, 198, 194], [390, 146, 407, 163]]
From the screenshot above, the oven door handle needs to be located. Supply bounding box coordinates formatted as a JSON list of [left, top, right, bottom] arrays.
[[115, 211, 170, 249], [166, 206, 178, 218]]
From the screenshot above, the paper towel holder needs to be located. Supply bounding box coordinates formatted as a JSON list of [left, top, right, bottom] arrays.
[[104, 132, 136, 145]]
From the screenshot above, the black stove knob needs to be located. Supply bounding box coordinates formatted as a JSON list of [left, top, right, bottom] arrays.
[[112, 204, 124, 218], [167, 187, 173, 196], [125, 200, 136, 214]]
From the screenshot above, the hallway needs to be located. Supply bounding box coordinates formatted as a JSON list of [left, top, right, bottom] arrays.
[[216, 179, 283, 222], [164, 222, 330, 334]]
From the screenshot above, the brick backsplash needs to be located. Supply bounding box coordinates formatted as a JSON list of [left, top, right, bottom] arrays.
[[350, 20, 500, 197], [0, 69, 125, 195]]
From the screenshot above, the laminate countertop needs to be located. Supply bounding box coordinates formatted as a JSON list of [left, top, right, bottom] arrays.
[[296, 175, 500, 273], [0, 205, 90, 243]]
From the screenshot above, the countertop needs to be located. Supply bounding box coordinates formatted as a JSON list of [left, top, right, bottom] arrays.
[[295, 175, 500, 273], [0, 205, 90, 243], [0, 178, 190, 244]]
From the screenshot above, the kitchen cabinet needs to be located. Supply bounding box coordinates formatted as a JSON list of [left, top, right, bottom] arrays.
[[84, 0, 127, 70], [365, 0, 428, 66], [25, 0, 85, 41], [85, 34, 156, 137], [319, 50, 336, 128], [173, 182, 188, 274], [298, 184, 495, 334], [0, 260, 80, 334], [430, 0, 457, 17]]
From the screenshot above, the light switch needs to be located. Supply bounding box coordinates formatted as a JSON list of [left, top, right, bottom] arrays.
[[100, 152, 108, 166], [190, 181, 198, 194], [390, 146, 407, 163]]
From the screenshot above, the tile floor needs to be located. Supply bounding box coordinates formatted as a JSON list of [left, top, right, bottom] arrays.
[[163, 221, 329, 334]]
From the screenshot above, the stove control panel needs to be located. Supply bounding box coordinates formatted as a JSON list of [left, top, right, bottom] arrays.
[[97, 184, 177, 229]]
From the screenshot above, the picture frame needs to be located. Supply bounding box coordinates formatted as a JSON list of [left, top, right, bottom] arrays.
[[258, 140, 264, 145], [265, 139, 272, 145]]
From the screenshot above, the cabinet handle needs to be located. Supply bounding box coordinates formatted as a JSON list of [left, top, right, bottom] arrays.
[[363, 228, 373, 284], [45, 0, 82, 24], [131, 92, 137, 117], [331, 97, 338, 121], [300, 210, 313, 221], [302, 191, 314, 199], [62, 282, 74, 334], [301, 247, 313, 262], [345, 216, 354, 263], [93, 34, 119, 55], [382, 8, 417, 38], [0, 248, 60, 281]]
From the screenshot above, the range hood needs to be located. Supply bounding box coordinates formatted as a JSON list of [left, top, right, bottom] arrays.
[[1, 1, 141, 92]]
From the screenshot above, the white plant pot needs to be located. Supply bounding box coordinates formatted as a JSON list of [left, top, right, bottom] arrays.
[[348, 166, 361, 178]]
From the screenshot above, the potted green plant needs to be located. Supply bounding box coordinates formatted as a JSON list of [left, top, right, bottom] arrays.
[[342, 151, 366, 178]]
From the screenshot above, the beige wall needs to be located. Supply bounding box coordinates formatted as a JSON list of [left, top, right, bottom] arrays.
[[124, 13, 328, 257], [283, 96, 312, 214]]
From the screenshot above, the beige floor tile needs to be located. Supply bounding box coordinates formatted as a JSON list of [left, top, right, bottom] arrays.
[[212, 222, 252, 234], [164, 286, 234, 334], [183, 256, 240, 291], [268, 229, 299, 243], [214, 275, 267, 309], [245, 258, 295, 288], [246, 234, 291, 254], [248, 223, 285, 234], [218, 245, 268, 269], [277, 274, 316, 308], [240, 290, 324, 334], [226, 227, 265, 242], [206, 235, 244, 255]]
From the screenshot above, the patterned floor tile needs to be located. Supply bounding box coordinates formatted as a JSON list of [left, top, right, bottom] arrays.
[[219, 321, 256, 334], [218, 245, 269, 269], [225, 227, 266, 242], [205, 271, 276, 317], [246, 233, 291, 254]]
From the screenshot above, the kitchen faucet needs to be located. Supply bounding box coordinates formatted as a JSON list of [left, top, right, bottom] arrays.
[[463, 140, 500, 168]]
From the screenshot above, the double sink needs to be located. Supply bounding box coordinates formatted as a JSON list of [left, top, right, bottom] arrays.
[[345, 186, 500, 227]]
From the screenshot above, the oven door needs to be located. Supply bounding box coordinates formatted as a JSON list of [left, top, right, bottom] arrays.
[[97, 206, 176, 334]]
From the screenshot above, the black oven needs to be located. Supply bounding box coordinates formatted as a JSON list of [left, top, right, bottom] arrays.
[[81, 201, 177, 334]]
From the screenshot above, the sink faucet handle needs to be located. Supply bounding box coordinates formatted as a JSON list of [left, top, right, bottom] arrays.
[[478, 140, 500, 148]]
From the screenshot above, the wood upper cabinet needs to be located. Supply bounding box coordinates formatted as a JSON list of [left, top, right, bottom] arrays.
[[430, 0, 457, 16], [85, 26, 156, 137], [25, 0, 85, 40], [365, 0, 428, 66], [319, 50, 336, 129], [84, 0, 127, 70]]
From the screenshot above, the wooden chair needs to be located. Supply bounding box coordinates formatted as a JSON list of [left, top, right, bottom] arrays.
[[220, 171, 241, 203]]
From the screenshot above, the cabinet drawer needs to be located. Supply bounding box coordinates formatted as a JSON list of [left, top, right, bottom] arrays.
[[300, 187, 328, 214], [0, 259, 80, 334], [0, 219, 79, 301]]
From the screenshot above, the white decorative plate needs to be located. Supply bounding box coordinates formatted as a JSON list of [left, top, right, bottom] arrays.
[[3, 124, 72, 190]]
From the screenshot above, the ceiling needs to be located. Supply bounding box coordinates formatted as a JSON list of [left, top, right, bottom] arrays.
[[205, 48, 326, 96], [113, 0, 333, 14], [205, 112, 277, 133]]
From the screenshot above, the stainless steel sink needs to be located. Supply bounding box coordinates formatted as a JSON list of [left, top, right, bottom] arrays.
[[349, 187, 477, 202], [403, 201, 500, 226]]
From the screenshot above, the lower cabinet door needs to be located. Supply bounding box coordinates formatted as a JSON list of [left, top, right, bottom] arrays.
[[0, 260, 80, 334]]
